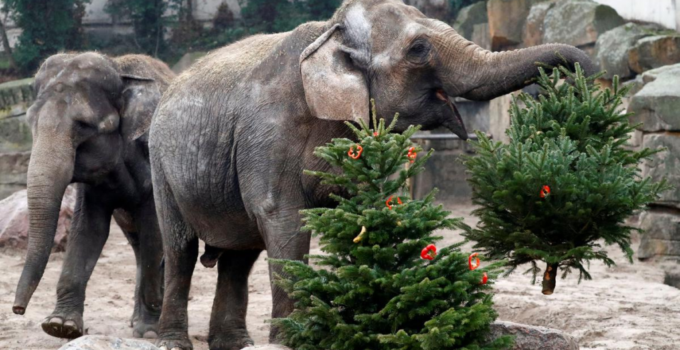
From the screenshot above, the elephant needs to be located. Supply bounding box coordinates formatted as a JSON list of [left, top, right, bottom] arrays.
[[11, 52, 175, 340], [149, 0, 595, 349]]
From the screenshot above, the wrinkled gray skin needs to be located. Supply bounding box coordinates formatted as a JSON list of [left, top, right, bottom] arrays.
[[150, 1, 595, 349], [12, 53, 175, 340]]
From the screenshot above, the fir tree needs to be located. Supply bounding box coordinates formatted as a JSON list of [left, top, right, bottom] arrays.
[[464, 64, 669, 295], [271, 105, 512, 350]]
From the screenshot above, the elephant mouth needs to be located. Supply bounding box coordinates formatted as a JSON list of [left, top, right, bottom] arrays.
[[436, 89, 468, 140]]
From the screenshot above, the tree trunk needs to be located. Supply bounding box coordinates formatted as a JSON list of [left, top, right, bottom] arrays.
[[542, 262, 559, 295], [0, 16, 17, 70]]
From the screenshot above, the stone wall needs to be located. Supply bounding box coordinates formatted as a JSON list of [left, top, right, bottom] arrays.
[[0, 78, 33, 200]]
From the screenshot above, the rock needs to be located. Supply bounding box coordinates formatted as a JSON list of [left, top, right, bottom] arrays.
[[59, 336, 158, 350], [664, 267, 680, 289], [0, 185, 76, 251], [629, 35, 680, 74], [0, 115, 32, 153], [488, 321, 579, 350], [239, 346, 291, 350], [543, 0, 624, 49], [472, 23, 491, 49], [453, 1, 488, 40], [639, 133, 680, 207], [594, 23, 649, 80], [171, 52, 207, 74], [523, 2, 553, 47], [0, 151, 30, 200], [637, 210, 680, 260], [489, 0, 542, 50], [628, 63, 680, 132]]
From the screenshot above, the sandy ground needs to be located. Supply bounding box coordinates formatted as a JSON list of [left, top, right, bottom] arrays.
[[1, 206, 679, 350]]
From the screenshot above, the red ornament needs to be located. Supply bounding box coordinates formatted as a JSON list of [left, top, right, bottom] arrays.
[[468, 253, 480, 271], [386, 196, 403, 210], [421, 244, 437, 260], [373, 131, 379, 137], [348, 145, 363, 160], [407, 147, 417, 163], [540, 185, 551, 198], [481, 272, 488, 285]]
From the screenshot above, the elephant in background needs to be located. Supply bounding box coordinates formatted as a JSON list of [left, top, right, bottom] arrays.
[[12, 52, 175, 340], [149, 0, 595, 349]]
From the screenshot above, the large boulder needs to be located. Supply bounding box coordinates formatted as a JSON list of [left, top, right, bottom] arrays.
[[0, 151, 30, 200], [629, 35, 680, 74], [59, 336, 158, 350], [488, 0, 542, 50], [628, 64, 680, 132], [405, 0, 450, 20], [543, 0, 624, 49], [488, 321, 579, 350], [639, 133, 680, 207], [453, 1, 488, 40], [594, 23, 649, 80], [0, 115, 32, 153], [637, 211, 680, 261], [523, 2, 554, 47], [0, 185, 76, 251]]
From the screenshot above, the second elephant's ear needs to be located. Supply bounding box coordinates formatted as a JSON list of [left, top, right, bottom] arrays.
[[119, 75, 161, 143], [300, 25, 369, 125]]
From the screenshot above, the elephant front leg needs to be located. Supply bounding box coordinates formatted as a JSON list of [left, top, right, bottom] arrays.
[[128, 203, 164, 339], [208, 250, 261, 350], [43, 188, 112, 339], [257, 208, 311, 344]]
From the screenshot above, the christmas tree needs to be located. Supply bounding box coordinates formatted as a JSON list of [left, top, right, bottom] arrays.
[[270, 105, 513, 350], [464, 64, 669, 295]]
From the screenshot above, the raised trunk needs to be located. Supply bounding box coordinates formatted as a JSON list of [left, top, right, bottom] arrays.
[[436, 31, 596, 101], [13, 137, 74, 314]]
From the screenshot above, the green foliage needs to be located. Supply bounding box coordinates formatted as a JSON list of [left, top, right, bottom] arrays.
[[464, 65, 670, 292], [3, 0, 90, 73], [105, 0, 181, 56], [272, 107, 512, 350], [240, 0, 341, 34]]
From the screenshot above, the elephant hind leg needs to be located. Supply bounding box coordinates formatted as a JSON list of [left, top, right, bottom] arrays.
[[154, 167, 198, 350], [208, 250, 261, 350]]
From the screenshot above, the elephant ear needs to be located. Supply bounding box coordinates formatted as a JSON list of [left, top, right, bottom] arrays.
[[300, 24, 370, 125], [119, 75, 162, 143]]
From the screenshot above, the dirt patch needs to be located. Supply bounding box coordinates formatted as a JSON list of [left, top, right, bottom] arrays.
[[1, 206, 679, 350]]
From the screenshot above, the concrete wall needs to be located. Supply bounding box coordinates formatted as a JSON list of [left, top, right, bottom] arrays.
[[594, 0, 680, 30]]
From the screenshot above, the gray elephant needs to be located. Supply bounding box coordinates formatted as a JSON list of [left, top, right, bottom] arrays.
[[150, 1, 595, 349], [12, 53, 175, 339]]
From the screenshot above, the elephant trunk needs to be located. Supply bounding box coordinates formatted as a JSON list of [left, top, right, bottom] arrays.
[[435, 30, 596, 101], [13, 136, 74, 315]]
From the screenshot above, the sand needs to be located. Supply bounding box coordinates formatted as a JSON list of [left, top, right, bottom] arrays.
[[1, 206, 679, 350]]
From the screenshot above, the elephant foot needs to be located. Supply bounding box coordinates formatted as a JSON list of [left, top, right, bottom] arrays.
[[41, 313, 84, 339], [133, 319, 159, 339], [157, 337, 193, 350], [209, 329, 254, 350]]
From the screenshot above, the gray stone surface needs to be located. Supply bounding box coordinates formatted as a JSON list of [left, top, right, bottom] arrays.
[[594, 23, 649, 80], [59, 336, 159, 350], [523, 2, 553, 47], [488, 321, 579, 350], [629, 34, 680, 74], [664, 267, 680, 289], [405, 0, 450, 20], [543, 0, 624, 49], [640, 133, 680, 207], [0, 115, 32, 153], [638, 211, 680, 260], [489, 0, 544, 50], [453, 1, 488, 40], [0, 151, 29, 200], [0, 184, 75, 252], [628, 63, 680, 132], [472, 23, 491, 50], [239, 346, 291, 350]]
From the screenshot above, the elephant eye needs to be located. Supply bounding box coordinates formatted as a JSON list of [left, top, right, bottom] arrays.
[[406, 40, 431, 64]]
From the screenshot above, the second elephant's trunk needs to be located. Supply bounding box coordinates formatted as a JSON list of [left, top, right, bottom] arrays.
[[13, 137, 74, 315]]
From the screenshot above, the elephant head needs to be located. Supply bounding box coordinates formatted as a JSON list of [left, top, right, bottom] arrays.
[[13, 52, 166, 315], [300, 0, 596, 137]]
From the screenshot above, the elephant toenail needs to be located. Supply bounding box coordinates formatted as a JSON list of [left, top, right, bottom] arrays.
[[159, 346, 167, 350], [143, 330, 158, 339], [64, 320, 77, 328]]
